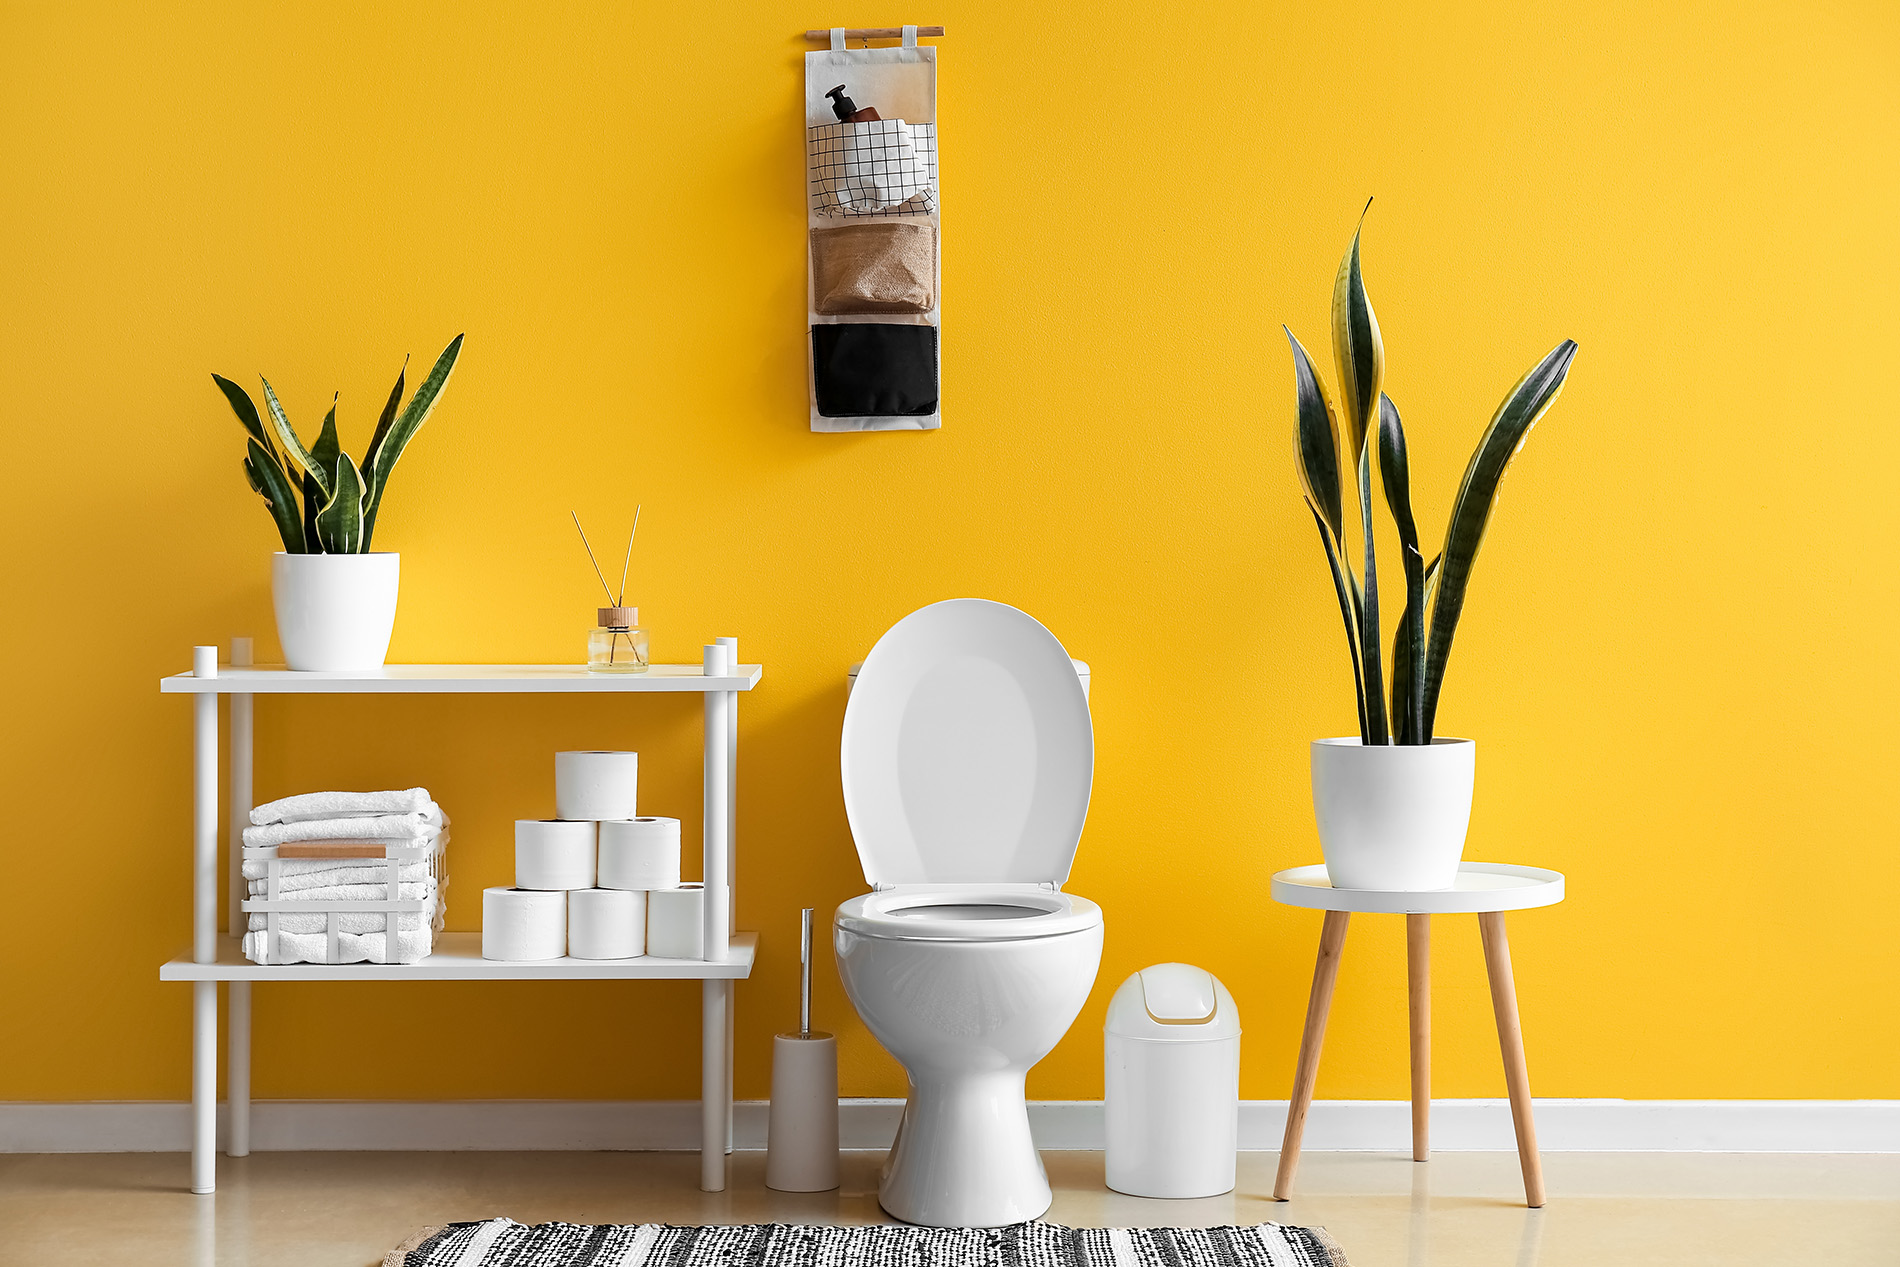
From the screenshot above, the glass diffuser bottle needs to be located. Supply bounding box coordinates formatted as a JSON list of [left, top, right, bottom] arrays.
[[589, 606, 649, 674]]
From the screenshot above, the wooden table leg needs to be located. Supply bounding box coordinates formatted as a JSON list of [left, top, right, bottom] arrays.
[[1479, 911, 1545, 1207], [1407, 913, 1430, 1162], [1273, 910, 1350, 1201]]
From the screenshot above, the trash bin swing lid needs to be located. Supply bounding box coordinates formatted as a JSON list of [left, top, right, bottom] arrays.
[[1104, 962, 1240, 1042]]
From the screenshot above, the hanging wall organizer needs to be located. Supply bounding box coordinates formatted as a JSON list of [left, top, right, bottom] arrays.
[[803, 26, 943, 431]]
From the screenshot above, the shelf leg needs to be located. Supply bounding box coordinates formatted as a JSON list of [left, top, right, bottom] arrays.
[[228, 981, 251, 1158], [1274, 909, 1349, 1202], [1479, 911, 1545, 1207], [701, 647, 731, 963], [717, 637, 738, 1155], [228, 638, 252, 939], [192, 980, 217, 1193], [191, 646, 220, 1195], [1408, 913, 1431, 1162], [701, 978, 729, 1192]]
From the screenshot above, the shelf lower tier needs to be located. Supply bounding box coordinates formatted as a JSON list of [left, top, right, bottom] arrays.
[[160, 931, 756, 981]]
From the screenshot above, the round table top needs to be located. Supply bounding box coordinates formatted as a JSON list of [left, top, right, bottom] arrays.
[[1270, 862, 1565, 914]]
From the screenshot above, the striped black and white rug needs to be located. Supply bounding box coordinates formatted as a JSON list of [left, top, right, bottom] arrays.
[[382, 1219, 1349, 1267]]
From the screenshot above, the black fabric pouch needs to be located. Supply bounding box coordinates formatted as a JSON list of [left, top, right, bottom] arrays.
[[811, 323, 938, 417]]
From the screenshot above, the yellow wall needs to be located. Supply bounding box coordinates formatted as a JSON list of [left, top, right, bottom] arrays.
[[3, 0, 1896, 1107]]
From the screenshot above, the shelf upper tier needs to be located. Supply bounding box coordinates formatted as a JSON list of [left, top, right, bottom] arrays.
[[160, 932, 757, 981], [160, 663, 762, 694]]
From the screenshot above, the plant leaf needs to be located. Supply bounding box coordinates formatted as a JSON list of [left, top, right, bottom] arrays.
[[311, 396, 341, 478], [300, 469, 321, 551], [214, 374, 276, 459], [1378, 394, 1427, 742], [363, 334, 462, 545], [1355, 443, 1389, 744], [313, 453, 366, 553], [1330, 207, 1384, 459], [244, 438, 307, 553], [1420, 339, 1580, 740], [1286, 328, 1346, 544], [359, 356, 409, 542], [1390, 553, 1441, 745], [260, 376, 332, 500], [1307, 501, 1369, 743]]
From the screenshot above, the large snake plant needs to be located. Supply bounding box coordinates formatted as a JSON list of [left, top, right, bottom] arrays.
[[1287, 213, 1577, 745], [212, 334, 464, 553]]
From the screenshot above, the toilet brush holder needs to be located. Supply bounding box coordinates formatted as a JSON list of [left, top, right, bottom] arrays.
[[766, 908, 840, 1192]]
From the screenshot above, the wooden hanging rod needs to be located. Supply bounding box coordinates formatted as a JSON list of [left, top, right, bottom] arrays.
[[803, 26, 945, 39]]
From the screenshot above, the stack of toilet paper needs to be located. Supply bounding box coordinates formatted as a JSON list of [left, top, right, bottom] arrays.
[[482, 751, 704, 961]]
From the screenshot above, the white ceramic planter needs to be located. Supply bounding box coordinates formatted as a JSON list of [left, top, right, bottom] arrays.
[[1310, 737, 1475, 891], [271, 552, 400, 671]]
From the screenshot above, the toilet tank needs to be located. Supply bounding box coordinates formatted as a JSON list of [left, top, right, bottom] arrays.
[[847, 658, 1090, 701]]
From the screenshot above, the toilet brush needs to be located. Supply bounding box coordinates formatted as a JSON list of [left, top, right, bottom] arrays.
[[766, 908, 841, 1192]]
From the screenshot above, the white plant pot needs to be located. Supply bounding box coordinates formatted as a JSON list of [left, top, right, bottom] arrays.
[[1310, 737, 1475, 891], [271, 552, 400, 671]]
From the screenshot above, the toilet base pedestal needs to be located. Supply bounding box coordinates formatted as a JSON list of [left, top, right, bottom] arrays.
[[879, 1071, 1051, 1228]]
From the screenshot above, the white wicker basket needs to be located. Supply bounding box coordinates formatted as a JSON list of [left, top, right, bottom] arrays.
[[241, 833, 448, 965]]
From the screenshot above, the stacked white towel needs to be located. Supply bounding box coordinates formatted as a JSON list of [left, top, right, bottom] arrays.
[[242, 788, 447, 966]]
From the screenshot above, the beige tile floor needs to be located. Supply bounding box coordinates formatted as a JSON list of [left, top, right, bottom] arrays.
[[0, 1150, 1895, 1267]]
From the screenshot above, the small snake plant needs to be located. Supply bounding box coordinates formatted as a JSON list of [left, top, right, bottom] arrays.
[[212, 334, 464, 553], [1286, 210, 1577, 744]]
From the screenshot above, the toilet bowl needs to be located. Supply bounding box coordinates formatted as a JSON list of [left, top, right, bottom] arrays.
[[834, 599, 1103, 1227]]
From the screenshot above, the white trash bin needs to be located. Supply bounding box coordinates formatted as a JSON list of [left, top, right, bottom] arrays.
[[1104, 963, 1241, 1198]]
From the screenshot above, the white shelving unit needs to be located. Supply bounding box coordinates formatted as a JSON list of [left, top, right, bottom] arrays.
[[160, 640, 760, 1196]]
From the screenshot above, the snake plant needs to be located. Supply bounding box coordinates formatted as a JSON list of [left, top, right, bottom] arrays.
[[212, 334, 464, 553], [1287, 211, 1577, 744]]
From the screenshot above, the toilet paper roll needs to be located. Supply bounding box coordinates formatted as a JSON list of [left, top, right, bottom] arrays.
[[482, 887, 567, 961], [647, 883, 704, 959], [598, 817, 682, 890], [555, 750, 639, 821], [515, 819, 597, 890], [568, 888, 647, 959]]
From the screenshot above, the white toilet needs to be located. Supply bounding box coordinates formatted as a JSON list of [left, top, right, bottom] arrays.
[[834, 599, 1104, 1228]]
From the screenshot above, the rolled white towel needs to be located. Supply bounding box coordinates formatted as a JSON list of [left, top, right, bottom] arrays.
[[250, 788, 432, 826], [242, 928, 432, 965], [242, 806, 443, 850], [247, 910, 431, 934], [243, 859, 433, 887]]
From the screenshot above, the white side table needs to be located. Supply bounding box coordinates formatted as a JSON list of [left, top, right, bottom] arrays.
[[1268, 861, 1565, 1207]]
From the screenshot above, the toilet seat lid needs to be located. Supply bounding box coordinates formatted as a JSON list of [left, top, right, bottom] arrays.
[[842, 599, 1094, 886]]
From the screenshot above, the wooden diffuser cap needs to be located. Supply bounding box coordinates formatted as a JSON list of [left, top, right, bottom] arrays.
[[599, 606, 638, 628]]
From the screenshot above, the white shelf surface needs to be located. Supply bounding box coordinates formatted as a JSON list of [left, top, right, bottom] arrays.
[[161, 932, 756, 981], [1271, 862, 1565, 914], [160, 663, 762, 694]]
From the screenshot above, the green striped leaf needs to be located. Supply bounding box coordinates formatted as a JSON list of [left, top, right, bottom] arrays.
[[244, 438, 307, 553], [1354, 443, 1388, 743], [1286, 329, 1346, 545], [1420, 339, 1580, 740], [260, 376, 331, 500], [363, 334, 462, 547], [359, 356, 408, 539], [1378, 393, 1427, 742], [313, 453, 366, 553], [214, 374, 276, 459], [1307, 501, 1370, 743], [1330, 208, 1384, 459], [1390, 554, 1441, 745]]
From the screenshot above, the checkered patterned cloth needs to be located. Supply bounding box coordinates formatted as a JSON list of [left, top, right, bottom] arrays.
[[808, 121, 938, 217], [383, 1220, 1349, 1267]]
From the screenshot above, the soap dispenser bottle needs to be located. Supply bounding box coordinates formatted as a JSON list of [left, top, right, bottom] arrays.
[[826, 85, 881, 123]]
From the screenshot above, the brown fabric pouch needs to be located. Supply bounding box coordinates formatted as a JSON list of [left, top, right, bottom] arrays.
[[811, 221, 935, 314]]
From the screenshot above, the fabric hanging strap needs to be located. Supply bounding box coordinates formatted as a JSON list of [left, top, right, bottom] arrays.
[[902, 24, 918, 47], [830, 27, 845, 51]]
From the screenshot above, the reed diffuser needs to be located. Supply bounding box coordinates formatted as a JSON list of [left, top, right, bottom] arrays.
[[573, 508, 649, 674]]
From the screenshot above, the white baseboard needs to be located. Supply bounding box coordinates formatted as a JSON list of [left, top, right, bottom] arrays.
[[2, 1098, 1894, 1154]]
